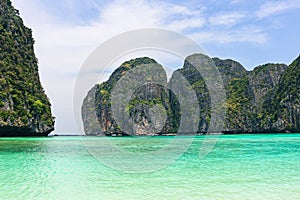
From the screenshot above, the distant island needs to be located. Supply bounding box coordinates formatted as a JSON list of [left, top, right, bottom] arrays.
[[0, 0, 54, 136], [82, 54, 300, 136]]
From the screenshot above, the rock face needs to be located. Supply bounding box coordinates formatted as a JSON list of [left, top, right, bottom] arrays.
[[219, 61, 287, 133], [81, 85, 103, 135], [82, 54, 300, 135], [262, 55, 300, 132], [81, 57, 178, 135], [0, 0, 54, 136]]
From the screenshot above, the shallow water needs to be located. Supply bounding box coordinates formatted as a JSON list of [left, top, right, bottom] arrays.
[[0, 134, 299, 200]]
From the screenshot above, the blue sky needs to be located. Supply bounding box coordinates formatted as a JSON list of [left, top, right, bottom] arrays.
[[11, 0, 300, 133]]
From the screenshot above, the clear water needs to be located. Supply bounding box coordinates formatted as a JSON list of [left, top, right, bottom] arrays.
[[0, 134, 299, 200]]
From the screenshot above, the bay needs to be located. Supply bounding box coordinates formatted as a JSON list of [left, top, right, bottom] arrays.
[[0, 134, 299, 200]]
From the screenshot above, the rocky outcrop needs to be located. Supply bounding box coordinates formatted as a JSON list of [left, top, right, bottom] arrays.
[[223, 63, 287, 133], [261, 55, 300, 132], [0, 0, 54, 136], [82, 54, 300, 135], [249, 63, 287, 106], [82, 57, 176, 135], [81, 85, 103, 135]]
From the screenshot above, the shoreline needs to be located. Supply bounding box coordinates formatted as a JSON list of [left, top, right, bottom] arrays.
[[51, 132, 300, 137], [1, 132, 299, 138]]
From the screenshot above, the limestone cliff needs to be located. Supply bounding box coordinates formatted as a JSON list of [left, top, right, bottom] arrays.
[[262, 55, 300, 132], [82, 54, 299, 135], [81, 57, 177, 135], [0, 0, 54, 136]]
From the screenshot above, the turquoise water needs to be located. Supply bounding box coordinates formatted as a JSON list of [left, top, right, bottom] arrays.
[[0, 134, 299, 200]]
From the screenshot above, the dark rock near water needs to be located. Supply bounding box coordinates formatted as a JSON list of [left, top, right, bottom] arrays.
[[0, 0, 54, 136]]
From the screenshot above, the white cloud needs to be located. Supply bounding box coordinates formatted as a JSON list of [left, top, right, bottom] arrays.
[[190, 26, 267, 44], [256, 0, 300, 19], [167, 18, 205, 31], [11, 0, 272, 133], [230, 0, 243, 4], [209, 12, 245, 26], [11, 0, 208, 133]]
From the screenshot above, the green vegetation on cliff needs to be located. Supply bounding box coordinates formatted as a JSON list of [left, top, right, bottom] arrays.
[[0, 0, 54, 136], [263, 55, 300, 132]]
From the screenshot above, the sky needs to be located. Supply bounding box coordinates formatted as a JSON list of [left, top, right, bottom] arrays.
[[11, 0, 300, 134]]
